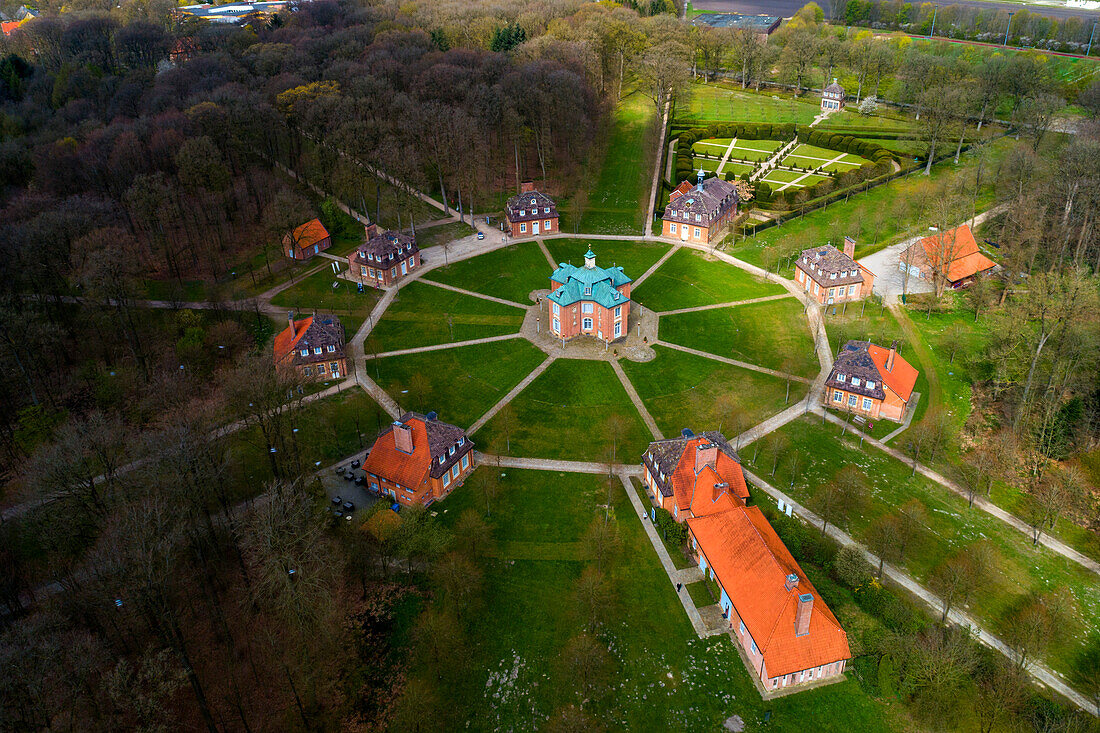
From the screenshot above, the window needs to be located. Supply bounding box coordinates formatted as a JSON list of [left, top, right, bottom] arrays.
[[694, 214, 701, 222], [833, 390, 843, 402], [614, 306, 621, 318], [451, 464, 459, 478], [862, 397, 873, 410], [519, 209, 525, 216], [330, 361, 339, 373], [300, 349, 309, 357], [582, 318, 593, 330], [582, 303, 593, 314], [529, 198, 535, 205], [458, 436, 465, 446], [614, 322, 621, 337], [544, 220, 551, 229], [443, 472, 451, 487], [317, 363, 326, 374], [866, 381, 875, 390], [361, 266, 367, 276], [326, 345, 336, 352], [367, 253, 374, 261], [847, 394, 857, 406], [461, 454, 469, 469], [812, 282, 819, 294], [584, 286, 591, 296], [694, 227, 701, 238], [391, 267, 396, 277], [828, 288, 834, 298], [520, 223, 527, 233], [552, 318, 559, 332], [848, 284, 857, 295], [448, 446, 455, 456], [313, 347, 322, 355], [739, 620, 745, 634], [544, 207, 550, 213], [303, 366, 312, 376], [837, 373, 846, 382], [670, 223, 677, 234], [851, 377, 861, 387], [751, 640, 758, 655], [439, 456, 445, 465], [807, 669, 814, 680]]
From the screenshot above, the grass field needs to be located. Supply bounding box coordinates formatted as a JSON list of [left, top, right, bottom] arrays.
[[545, 239, 671, 281], [658, 298, 819, 378], [620, 345, 807, 439], [369, 339, 547, 430], [787, 144, 867, 165], [579, 92, 654, 234], [742, 416, 1100, 681], [476, 359, 652, 462], [691, 138, 779, 162], [679, 82, 822, 126], [367, 281, 525, 353], [631, 248, 785, 312], [269, 267, 382, 335], [414, 466, 907, 731], [426, 242, 549, 304], [414, 220, 477, 249]]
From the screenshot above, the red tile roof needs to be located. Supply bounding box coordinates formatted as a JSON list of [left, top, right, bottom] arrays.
[[361, 417, 435, 491], [273, 316, 313, 363], [918, 224, 996, 283], [688, 506, 850, 678], [287, 218, 329, 250], [669, 180, 693, 201], [669, 438, 749, 514], [867, 343, 919, 402], [1, 21, 20, 35]]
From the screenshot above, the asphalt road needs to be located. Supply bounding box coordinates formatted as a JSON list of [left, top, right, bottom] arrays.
[[691, 0, 1100, 20]]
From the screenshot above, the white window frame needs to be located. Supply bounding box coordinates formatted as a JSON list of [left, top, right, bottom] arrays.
[[833, 391, 843, 402], [582, 317, 593, 330], [670, 223, 677, 234], [862, 397, 873, 410], [520, 223, 527, 233], [581, 303, 594, 314]]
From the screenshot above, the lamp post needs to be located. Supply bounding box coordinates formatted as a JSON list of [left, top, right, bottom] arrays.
[[1088, 20, 1097, 56], [1004, 11, 1014, 47], [929, 4, 937, 38]]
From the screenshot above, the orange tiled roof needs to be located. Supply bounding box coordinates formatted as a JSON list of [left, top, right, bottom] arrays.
[[671, 438, 749, 513], [288, 218, 329, 250], [669, 180, 693, 201], [867, 344, 918, 402], [1, 21, 20, 35], [919, 224, 996, 283], [688, 506, 850, 678], [273, 316, 313, 362], [361, 417, 434, 491]]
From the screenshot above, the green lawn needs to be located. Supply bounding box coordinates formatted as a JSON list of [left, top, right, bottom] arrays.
[[679, 82, 822, 126], [425, 242, 549, 304], [632, 248, 784, 312], [579, 92, 655, 235], [268, 267, 382, 336], [742, 416, 1100, 681], [413, 467, 906, 731], [477, 359, 651, 462], [369, 339, 547, 430], [367, 281, 525, 353], [658, 299, 819, 378], [787, 144, 868, 165], [691, 138, 778, 162], [620, 345, 808, 440], [545, 239, 671, 282], [414, 220, 477, 249]]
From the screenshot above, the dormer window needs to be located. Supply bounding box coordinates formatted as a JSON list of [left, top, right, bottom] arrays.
[[584, 287, 592, 296], [300, 349, 309, 357], [439, 456, 445, 465], [326, 345, 336, 352], [866, 381, 876, 390], [459, 437, 465, 446], [313, 347, 322, 355], [367, 253, 374, 261], [851, 377, 861, 387], [836, 373, 846, 382], [520, 209, 525, 216], [544, 207, 549, 213], [530, 198, 536, 205]]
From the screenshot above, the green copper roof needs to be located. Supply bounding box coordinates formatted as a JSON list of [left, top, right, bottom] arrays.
[[585, 248, 596, 259], [547, 259, 631, 309]]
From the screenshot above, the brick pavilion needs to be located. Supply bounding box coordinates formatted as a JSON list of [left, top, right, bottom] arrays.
[[547, 249, 631, 344]]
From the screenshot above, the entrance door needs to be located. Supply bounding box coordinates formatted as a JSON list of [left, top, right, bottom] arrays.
[[532, 221, 539, 235], [400, 260, 407, 276], [680, 226, 688, 241]]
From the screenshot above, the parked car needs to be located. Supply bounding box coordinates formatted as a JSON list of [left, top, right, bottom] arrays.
[[476, 231, 485, 240], [341, 501, 355, 513]]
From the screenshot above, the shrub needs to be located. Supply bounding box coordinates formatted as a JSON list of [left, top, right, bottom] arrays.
[[653, 507, 687, 545], [755, 180, 771, 203]]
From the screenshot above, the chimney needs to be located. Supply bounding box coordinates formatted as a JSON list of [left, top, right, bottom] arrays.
[[521, 180, 535, 194], [713, 482, 728, 502], [795, 593, 813, 636], [393, 421, 413, 453], [886, 340, 898, 372], [843, 235, 856, 260], [695, 443, 718, 473], [784, 573, 799, 593], [287, 312, 296, 338]]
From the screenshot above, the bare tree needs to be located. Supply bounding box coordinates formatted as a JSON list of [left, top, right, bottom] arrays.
[[928, 542, 992, 623], [818, 466, 867, 536]]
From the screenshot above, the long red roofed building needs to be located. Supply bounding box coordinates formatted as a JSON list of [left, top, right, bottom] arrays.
[[641, 431, 850, 693]]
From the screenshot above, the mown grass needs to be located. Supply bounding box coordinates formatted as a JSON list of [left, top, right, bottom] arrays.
[[412, 466, 905, 731], [742, 415, 1100, 681], [369, 339, 547, 431], [269, 267, 382, 336], [426, 242, 549, 304], [367, 281, 525, 352], [414, 220, 477, 249], [632, 248, 784, 312], [545, 239, 671, 283], [579, 92, 655, 235], [620, 345, 807, 440], [477, 359, 651, 462], [658, 298, 819, 378]]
